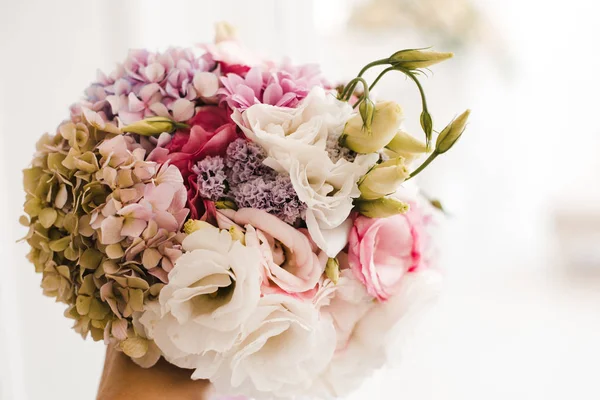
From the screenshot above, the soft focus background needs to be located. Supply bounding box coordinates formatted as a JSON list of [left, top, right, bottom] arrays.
[[1, 0, 600, 399]]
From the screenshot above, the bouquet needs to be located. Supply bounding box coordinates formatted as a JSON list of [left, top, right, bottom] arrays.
[[21, 23, 469, 400]]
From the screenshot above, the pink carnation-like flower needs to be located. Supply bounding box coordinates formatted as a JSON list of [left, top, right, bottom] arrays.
[[218, 63, 326, 110], [348, 204, 430, 302]]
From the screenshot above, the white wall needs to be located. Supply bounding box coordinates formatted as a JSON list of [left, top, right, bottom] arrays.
[[2, 1, 600, 400]]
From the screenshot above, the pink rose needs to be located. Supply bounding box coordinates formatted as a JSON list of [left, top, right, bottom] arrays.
[[348, 206, 428, 301], [220, 208, 325, 295]]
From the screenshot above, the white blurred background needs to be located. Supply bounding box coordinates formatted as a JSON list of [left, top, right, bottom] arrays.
[[1, 0, 600, 399]]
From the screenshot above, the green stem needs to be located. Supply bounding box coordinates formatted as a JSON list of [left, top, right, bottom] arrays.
[[340, 58, 390, 101], [370, 66, 396, 91], [343, 77, 370, 104], [395, 67, 432, 147], [352, 66, 397, 108], [174, 122, 190, 130], [406, 151, 439, 180], [400, 68, 428, 115], [357, 58, 391, 78]]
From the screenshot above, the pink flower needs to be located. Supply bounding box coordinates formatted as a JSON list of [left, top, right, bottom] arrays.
[[348, 206, 428, 301], [219, 208, 325, 295], [218, 64, 326, 110], [147, 106, 239, 219], [80, 47, 215, 125]]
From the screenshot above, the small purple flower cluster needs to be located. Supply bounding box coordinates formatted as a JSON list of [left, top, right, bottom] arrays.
[[193, 138, 306, 224], [225, 138, 275, 184], [191, 156, 228, 201], [233, 175, 306, 225]]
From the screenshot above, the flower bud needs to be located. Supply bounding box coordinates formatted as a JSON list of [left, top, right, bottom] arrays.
[[359, 98, 375, 134], [229, 226, 246, 244], [420, 110, 433, 148], [325, 257, 340, 284], [389, 49, 453, 70], [215, 200, 238, 210], [355, 197, 409, 218], [359, 158, 409, 200], [385, 130, 428, 164], [435, 109, 471, 154], [215, 21, 237, 43], [341, 101, 403, 153], [183, 219, 214, 234], [122, 117, 185, 136]]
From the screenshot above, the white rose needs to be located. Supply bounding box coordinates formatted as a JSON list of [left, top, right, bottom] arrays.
[[207, 294, 337, 399], [138, 225, 262, 375], [313, 269, 442, 398]]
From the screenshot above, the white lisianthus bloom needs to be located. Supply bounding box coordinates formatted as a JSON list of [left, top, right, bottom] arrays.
[[232, 86, 352, 154], [271, 148, 378, 257], [206, 294, 337, 399], [312, 269, 443, 398], [137, 224, 262, 375], [233, 87, 379, 257]]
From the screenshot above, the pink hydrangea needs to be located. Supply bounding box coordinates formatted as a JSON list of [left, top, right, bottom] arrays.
[[90, 135, 189, 282]]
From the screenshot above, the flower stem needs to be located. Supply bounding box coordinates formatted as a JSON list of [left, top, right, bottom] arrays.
[[394, 67, 432, 146], [357, 58, 391, 78], [339, 58, 390, 101], [343, 77, 370, 104], [352, 66, 397, 108], [406, 151, 439, 180]]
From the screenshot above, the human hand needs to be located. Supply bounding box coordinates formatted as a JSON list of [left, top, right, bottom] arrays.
[[97, 345, 212, 400]]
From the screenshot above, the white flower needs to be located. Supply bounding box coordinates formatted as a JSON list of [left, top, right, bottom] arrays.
[[233, 87, 378, 257], [207, 294, 337, 399], [274, 148, 378, 257], [233, 86, 352, 155], [138, 225, 262, 374], [313, 269, 443, 398], [232, 87, 378, 257]]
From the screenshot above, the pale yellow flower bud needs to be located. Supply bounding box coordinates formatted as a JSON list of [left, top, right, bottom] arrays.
[[435, 109, 471, 154], [325, 257, 340, 284], [390, 49, 454, 70], [229, 226, 246, 244], [359, 98, 375, 134], [359, 158, 409, 200], [385, 130, 428, 164], [215, 21, 237, 43], [355, 197, 409, 218], [183, 220, 214, 235], [215, 200, 238, 210], [122, 117, 184, 136], [341, 101, 403, 153]]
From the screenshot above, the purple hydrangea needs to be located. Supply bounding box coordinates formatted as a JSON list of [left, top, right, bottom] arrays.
[[79, 48, 216, 125], [225, 138, 275, 184], [233, 175, 306, 225], [191, 156, 227, 201]]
